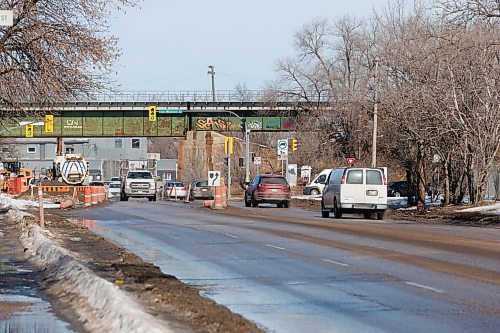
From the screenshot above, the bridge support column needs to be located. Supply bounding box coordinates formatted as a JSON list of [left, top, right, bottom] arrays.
[[57, 137, 63, 156]]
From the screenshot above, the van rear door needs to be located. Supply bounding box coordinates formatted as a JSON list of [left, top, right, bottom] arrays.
[[341, 169, 386, 208]]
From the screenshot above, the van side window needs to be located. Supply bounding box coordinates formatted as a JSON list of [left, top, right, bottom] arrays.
[[316, 175, 326, 184], [346, 170, 363, 184], [366, 170, 383, 185]]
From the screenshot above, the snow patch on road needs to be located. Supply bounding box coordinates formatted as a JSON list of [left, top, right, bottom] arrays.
[[0, 193, 60, 210], [7, 209, 173, 333]]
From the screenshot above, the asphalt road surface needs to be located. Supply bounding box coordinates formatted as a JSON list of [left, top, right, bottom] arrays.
[[64, 199, 500, 333]]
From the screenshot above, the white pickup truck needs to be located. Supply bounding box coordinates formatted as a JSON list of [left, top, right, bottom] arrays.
[[120, 170, 157, 201]]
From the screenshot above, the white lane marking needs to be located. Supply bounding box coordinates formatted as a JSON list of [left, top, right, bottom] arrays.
[[224, 233, 239, 239], [405, 281, 445, 294], [322, 259, 349, 267], [266, 244, 285, 250]]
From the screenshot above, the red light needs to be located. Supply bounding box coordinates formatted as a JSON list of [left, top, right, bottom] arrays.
[[383, 174, 387, 185], [341, 175, 346, 184]]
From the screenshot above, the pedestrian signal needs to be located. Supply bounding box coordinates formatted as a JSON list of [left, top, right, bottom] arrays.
[[148, 105, 157, 122]]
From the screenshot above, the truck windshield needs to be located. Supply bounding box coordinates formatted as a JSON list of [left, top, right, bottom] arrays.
[[127, 172, 153, 179]]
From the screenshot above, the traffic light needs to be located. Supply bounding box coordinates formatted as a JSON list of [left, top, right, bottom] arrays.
[[148, 105, 157, 122], [224, 136, 233, 154], [25, 124, 34, 138], [45, 115, 54, 133], [240, 118, 246, 132], [292, 138, 298, 153]]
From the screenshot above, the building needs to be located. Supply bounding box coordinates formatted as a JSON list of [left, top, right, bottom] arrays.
[[4, 137, 148, 179]]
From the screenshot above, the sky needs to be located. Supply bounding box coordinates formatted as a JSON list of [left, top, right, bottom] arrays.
[[109, 0, 389, 92]]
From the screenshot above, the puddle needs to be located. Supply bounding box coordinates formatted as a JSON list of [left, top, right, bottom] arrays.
[[1, 217, 77, 333], [67, 218, 99, 231], [0, 294, 77, 333]]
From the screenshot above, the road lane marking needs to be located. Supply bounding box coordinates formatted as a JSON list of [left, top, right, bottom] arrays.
[[224, 233, 239, 239], [405, 281, 445, 293], [322, 259, 349, 267], [266, 244, 285, 250]]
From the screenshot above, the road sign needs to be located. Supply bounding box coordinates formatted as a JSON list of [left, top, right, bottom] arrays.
[[158, 109, 183, 114], [278, 151, 288, 160], [208, 171, 221, 187], [0, 10, 13, 27], [347, 157, 356, 166], [253, 156, 262, 165], [277, 139, 288, 153]]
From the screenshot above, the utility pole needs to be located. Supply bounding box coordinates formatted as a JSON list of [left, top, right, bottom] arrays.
[[371, 57, 379, 168], [208, 65, 216, 102]]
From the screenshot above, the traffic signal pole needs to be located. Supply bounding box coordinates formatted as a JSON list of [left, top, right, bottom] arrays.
[[245, 123, 250, 184]]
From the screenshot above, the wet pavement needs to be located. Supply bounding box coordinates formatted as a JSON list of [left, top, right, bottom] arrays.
[[0, 217, 77, 333]]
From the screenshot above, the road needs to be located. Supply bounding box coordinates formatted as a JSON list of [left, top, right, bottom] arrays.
[[64, 199, 500, 333]]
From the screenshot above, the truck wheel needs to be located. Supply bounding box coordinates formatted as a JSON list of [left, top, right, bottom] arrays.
[[251, 198, 258, 207], [310, 189, 319, 196], [376, 211, 385, 220], [333, 199, 342, 218], [152, 196, 156, 202], [244, 194, 251, 207], [284, 201, 290, 208]]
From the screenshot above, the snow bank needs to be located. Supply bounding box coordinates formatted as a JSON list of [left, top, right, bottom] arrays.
[[0, 193, 60, 210], [7, 209, 174, 333], [457, 202, 500, 215]]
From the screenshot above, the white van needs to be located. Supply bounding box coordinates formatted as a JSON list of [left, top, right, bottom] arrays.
[[321, 167, 387, 219], [303, 169, 332, 196]]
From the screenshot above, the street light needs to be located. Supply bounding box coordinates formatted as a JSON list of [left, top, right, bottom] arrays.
[[207, 65, 216, 103], [371, 56, 379, 168]]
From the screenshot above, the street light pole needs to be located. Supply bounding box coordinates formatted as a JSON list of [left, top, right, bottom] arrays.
[[371, 57, 379, 168], [208, 65, 216, 102]]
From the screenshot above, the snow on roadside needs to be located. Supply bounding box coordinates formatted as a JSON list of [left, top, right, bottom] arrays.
[[457, 202, 500, 216], [6, 209, 174, 333], [0, 193, 60, 210]]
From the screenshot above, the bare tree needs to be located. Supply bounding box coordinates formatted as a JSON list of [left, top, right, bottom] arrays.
[[0, 0, 138, 115]]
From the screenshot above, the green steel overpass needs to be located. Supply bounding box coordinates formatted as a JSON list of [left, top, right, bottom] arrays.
[[0, 90, 329, 138]]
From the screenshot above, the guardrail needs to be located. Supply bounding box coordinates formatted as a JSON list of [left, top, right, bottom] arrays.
[[70, 90, 332, 103]]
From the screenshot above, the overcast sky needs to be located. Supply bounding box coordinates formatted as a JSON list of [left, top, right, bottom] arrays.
[[109, 0, 389, 92]]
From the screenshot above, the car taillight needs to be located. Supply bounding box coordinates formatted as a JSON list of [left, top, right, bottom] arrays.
[[258, 183, 263, 188], [383, 175, 387, 185], [181, 187, 187, 191], [341, 175, 346, 184]]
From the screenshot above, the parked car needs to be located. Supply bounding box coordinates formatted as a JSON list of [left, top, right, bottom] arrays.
[[164, 181, 187, 199], [107, 181, 121, 198], [189, 179, 213, 200], [321, 167, 387, 219], [303, 169, 332, 195], [244, 174, 291, 208], [387, 181, 414, 197]]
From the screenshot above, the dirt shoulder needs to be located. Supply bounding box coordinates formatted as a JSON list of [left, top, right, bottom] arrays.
[[290, 198, 500, 226], [13, 209, 263, 333]]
